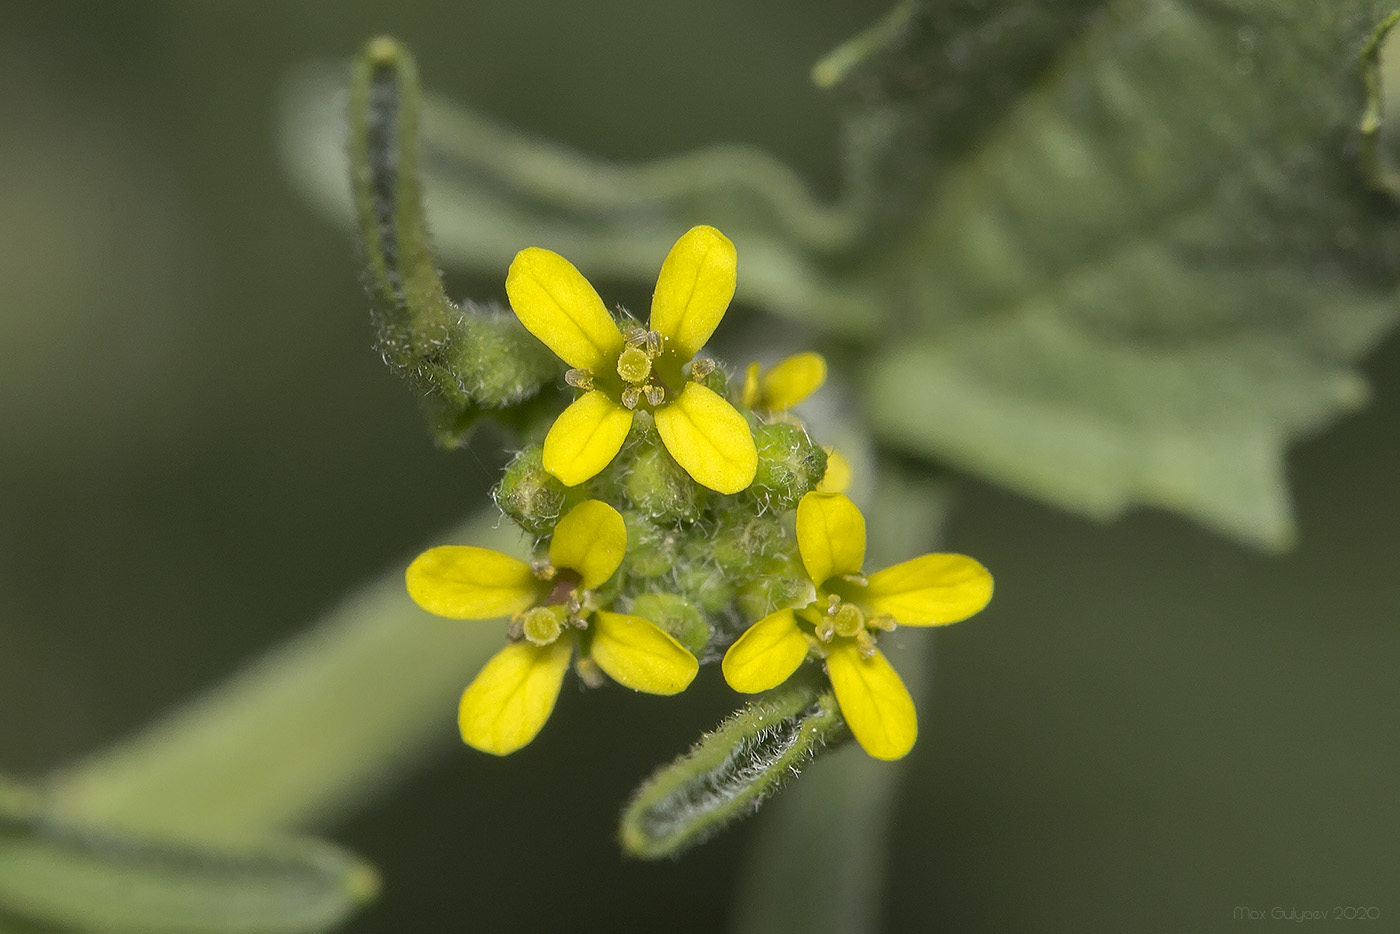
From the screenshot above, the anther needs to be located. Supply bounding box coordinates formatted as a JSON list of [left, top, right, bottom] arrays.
[[643, 383, 665, 406], [621, 386, 641, 409], [855, 630, 877, 660], [565, 368, 595, 390], [690, 358, 717, 379]]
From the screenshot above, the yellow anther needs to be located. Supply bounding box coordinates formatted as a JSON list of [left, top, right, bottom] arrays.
[[564, 368, 594, 390], [529, 559, 556, 581], [855, 629, 878, 660], [621, 386, 642, 410], [690, 358, 717, 380], [643, 383, 665, 406]]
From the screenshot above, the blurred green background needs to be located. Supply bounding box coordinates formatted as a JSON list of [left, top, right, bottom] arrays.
[[2, 1, 1396, 931]]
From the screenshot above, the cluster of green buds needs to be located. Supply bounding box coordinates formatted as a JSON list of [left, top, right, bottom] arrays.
[[405, 226, 993, 761]]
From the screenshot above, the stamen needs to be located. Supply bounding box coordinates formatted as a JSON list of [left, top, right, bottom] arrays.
[[621, 386, 641, 410], [530, 559, 556, 581], [690, 358, 717, 379], [643, 383, 665, 406], [564, 367, 594, 390], [575, 656, 606, 689], [855, 630, 877, 660]]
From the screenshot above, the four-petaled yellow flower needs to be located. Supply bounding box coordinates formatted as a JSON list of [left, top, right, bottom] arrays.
[[506, 226, 758, 494], [407, 500, 699, 755], [721, 492, 993, 760]]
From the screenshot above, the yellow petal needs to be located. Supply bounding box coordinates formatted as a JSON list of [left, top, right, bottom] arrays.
[[405, 546, 540, 619], [542, 390, 634, 486], [648, 225, 737, 360], [758, 352, 827, 410], [816, 447, 851, 494], [653, 382, 757, 494], [721, 608, 809, 693], [740, 361, 761, 409], [825, 642, 917, 761], [548, 500, 627, 590], [506, 246, 623, 370], [589, 611, 698, 694], [458, 638, 573, 755], [795, 492, 866, 587], [863, 554, 994, 625]]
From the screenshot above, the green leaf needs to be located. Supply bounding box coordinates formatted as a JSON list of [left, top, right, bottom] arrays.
[[864, 0, 1400, 549], [0, 785, 375, 934]]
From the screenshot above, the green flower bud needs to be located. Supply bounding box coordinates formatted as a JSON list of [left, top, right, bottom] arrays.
[[494, 446, 566, 536], [747, 422, 827, 510], [628, 593, 710, 656], [624, 437, 705, 522], [621, 512, 679, 580], [676, 563, 736, 616], [446, 303, 560, 408], [711, 512, 786, 579], [737, 553, 810, 622]]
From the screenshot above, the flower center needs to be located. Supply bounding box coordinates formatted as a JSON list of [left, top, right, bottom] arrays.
[[616, 345, 652, 384], [521, 605, 567, 646], [617, 327, 668, 410], [511, 567, 591, 646], [799, 594, 896, 659]]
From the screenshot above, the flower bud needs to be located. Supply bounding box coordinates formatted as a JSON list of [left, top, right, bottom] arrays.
[[676, 563, 736, 615], [737, 554, 811, 622], [711, 512, 785, 579], [621, 512, 679, 579], [624, 438, 706, 522], [747, 422, 827, 510], [494, 446, 567, 536], [628, 593, 710, 656], [445, 303, 560, 408]]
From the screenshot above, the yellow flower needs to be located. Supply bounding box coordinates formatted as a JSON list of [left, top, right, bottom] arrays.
[[406, 500, 698, 755], [721, 492, 992, 760], [506, 226, 757, 493], [740, 351, 827, 411]]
